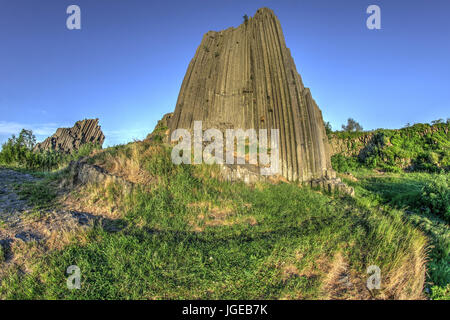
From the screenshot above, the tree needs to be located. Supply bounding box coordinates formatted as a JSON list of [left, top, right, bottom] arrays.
[[431, 119, 444, 125], [0, 129, 37, 166], [16, 129, 36, 150], [243, 14, 249, 24], [324, 121, 332, 136], [341, 118, 363, 132]]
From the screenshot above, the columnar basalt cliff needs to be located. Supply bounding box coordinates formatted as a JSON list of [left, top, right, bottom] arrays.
[[35, 119, 105, 154], [169, 8, 334, 182]]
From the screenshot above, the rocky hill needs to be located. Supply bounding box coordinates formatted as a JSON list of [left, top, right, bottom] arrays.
[[329, 122, 449, 172]]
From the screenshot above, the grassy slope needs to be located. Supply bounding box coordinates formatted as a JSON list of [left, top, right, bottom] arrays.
[[0, 141, 433, 299]]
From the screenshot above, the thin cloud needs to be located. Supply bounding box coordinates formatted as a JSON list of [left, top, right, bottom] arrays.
[[0, 121, 64, 137], [103, 128, 150, 147], [0, 122, 152, 148]]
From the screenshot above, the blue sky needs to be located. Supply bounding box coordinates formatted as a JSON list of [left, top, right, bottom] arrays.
[[1, 0, 449, 147]]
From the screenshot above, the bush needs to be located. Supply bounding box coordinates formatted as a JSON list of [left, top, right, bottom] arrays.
[[412, 152, 441, 173], [331, 154, 360, 173], [420, 175, 450, 223]]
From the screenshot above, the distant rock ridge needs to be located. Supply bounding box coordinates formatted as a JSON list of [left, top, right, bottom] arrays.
[[35, 118, 105, 154], [168, 7, 335, 183]]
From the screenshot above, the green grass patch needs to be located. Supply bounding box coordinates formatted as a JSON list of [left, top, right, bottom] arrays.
[[16, 179, 58, 211]]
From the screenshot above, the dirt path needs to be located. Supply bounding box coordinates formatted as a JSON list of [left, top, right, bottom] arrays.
[[0, 168, 37, 226], [0, 168, 101, 262]]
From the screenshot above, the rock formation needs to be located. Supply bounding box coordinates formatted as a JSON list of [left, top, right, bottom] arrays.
[[169, 8, 334, 183], [35, 119, 105, 154], [146, 113, 173, 142], [62, 157, 133, 192]]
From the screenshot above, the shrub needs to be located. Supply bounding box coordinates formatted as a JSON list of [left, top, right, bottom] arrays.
[[331, 154, 360, 173], [412, 152, 441, 173], [420, 175, 450, 223]]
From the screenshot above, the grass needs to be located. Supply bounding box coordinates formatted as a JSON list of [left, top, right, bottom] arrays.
[[342, 170, 450, 300], [0, 140, 431, 299], [0, 246, 4, 264], [13, 174, 60, 215]]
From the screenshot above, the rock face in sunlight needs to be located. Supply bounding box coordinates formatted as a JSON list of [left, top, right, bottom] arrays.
[[168, 8, 335, 183], [35, 118, 105, 154]]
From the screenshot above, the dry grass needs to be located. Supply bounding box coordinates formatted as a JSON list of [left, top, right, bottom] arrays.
[[380, 244, 428, 299], [187, 201, 258, 231], [319, 247, 427, 300], [0, 222, 90, 281], [64, 179, 128, 218], [281, 264, 301, 281], [320, 252, 368, 299], [94, 142, 155, 185]]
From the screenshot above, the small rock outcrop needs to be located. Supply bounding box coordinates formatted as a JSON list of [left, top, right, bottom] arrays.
[[146, 113, 173, 142], [35, 119, 105, 154], [61, 158, 133, 192]]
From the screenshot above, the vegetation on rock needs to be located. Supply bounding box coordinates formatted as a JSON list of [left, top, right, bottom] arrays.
[[331, 120, 449, 173]]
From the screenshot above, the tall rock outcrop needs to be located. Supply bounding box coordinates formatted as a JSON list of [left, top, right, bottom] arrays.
[[169, 8, 334, 182], [35, 119, 105, 154]]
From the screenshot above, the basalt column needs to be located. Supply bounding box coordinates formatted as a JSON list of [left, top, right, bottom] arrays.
[[169, 7, 333, 182], [35, 118, 105, 154]]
